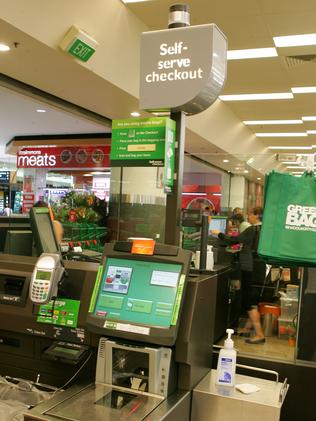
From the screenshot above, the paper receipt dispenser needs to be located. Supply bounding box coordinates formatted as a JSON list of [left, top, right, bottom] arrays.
[[30, 253, 64, 304]]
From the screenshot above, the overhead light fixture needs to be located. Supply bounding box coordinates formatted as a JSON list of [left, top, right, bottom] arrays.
[[121, 0, 150, 3], [256, 132, 307, 137], [244, 119, 302, 125], [268, 146, 313, 150], [292, 87, 316, 94], [213, 193, 222, 196], [227, 47, 277, 60], [291, 171, 304, 175], [282, 161, 300, 164], [0, 43, 10, 51], [286, 165, 306, 169], [246, 157, 254, 164], [307, 130, 316, 135], [36, 109, 47, 113], [182, 192, 207, 196], [243, 170, 249, 174], [273, 33, 316, 47], [91, 171, 110, 175], [257, 177, 262, 180], [83, 173, 92, 177], [223, 159, 229, 163], [130, 111, 141, 117], [219, 92, 293, 101], [302, 116, 316, 121]]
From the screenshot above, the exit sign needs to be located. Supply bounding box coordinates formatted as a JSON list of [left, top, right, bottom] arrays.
[[68, 39, 96, 62]]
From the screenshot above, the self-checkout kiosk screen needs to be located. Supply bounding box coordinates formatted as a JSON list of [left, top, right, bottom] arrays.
[[93, 257, 182, 328], [209, 217, 227, 237]]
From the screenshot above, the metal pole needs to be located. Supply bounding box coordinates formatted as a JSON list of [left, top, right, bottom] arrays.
[[164, 4, 190, 246]]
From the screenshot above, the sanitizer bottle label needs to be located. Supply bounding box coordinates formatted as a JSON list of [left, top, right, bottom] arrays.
[[218, 357, 233, 384]]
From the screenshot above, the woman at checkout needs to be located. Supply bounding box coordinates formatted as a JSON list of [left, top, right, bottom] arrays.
[[212, 207, 266, 344]]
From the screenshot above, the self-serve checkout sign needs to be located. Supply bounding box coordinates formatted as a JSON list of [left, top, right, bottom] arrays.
[[111, 117, 176, 193], [139, 24, 227, 114]]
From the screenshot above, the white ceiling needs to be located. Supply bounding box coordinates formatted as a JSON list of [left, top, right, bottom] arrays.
[[124, 0, 316, 170], [0, 85, 109, 163], [1, 0, 316, 178]]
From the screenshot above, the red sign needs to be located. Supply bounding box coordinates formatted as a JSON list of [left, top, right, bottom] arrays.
[[17, 146, 111, 169], [22, 193, 34, 213]]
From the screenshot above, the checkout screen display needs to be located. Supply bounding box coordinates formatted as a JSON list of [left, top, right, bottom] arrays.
[[93, 257, 182, 328], [209, 217, 227, 237]]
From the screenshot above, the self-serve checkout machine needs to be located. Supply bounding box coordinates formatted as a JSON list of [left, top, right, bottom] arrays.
[[24, 239, 220, 421]]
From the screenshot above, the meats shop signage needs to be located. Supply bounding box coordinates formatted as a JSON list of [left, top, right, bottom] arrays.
[[17, 146, 111, 169]]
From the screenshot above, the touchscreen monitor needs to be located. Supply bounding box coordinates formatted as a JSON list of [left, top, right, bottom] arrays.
[[93, 257, 183, 328], [208, 216, 227, 237]]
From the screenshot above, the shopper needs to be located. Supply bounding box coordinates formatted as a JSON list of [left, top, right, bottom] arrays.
[[232, 213, 251, 233], [212, 206, 266, 344]]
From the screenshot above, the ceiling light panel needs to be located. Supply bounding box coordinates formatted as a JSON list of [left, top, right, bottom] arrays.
[[219, 93, 293, 101], [268, 146, 312, 150], [292, 87, 316, 93], [273, 34, 316, 47], [302, 116, 316, 121], [227, 48, 277, 60], [244, 119, 302, 125], [0, 43, 10, 51], [256, 132, 307, 137]]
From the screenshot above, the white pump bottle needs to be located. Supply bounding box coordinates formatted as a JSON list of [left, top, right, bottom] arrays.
[[216, 328, 236, 387]]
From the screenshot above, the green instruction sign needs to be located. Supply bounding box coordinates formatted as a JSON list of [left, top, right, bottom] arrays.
[[111, 117, 176, 169], [163, 118, 176, 193], [37, 299, 80, 328]]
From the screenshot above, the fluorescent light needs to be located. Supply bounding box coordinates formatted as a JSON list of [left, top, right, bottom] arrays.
[[282, 161, 299, 164], [223, 159, 229, 163], [257, 177, 262, 180], [246, 157, 254, 164], [244, 119, 302, 125], [122, 0, 150, 3], [307, 130, 316, 134], [83, 173, 92, 177], [182, 192, 207, 196], [36, 109, 46, 113], [243, 170, 249, 173], [130, 111, 141, 117], [213, 193, 222, 196], [227, 47, 277, 60], [219, 92, 293, 101], [292, 87, 316, 94], [291, 171, 304, 174], [273, 33, 316, 47], [302, 116, 316, 121], [256, 132, 307, 137], [0, 43, 10, 51], [268, 146, 313, 150], [286, 165, 305, 169]]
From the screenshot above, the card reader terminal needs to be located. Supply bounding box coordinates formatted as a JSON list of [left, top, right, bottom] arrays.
[[44, 341, 89, 365], [30, 253, 64, 304]]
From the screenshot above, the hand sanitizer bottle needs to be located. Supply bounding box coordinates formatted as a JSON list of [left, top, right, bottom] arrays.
[[216, 329, 236, 387]]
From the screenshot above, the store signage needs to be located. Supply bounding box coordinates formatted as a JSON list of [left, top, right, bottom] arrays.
[[59, 25, 98, 63], [22, 193, 34, 213], [0, 171, 10, 184], [17, 145, 111, 169], [111, 117, 175, 167], [140, 24, 227, 115]]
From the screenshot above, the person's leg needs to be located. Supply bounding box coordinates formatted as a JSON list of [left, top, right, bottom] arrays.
[[247, 307, 264, 340], [239, 271, 253, 334]]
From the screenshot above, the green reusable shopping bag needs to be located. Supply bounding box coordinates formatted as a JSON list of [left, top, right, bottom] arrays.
[[258, 171, 316, 266]]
